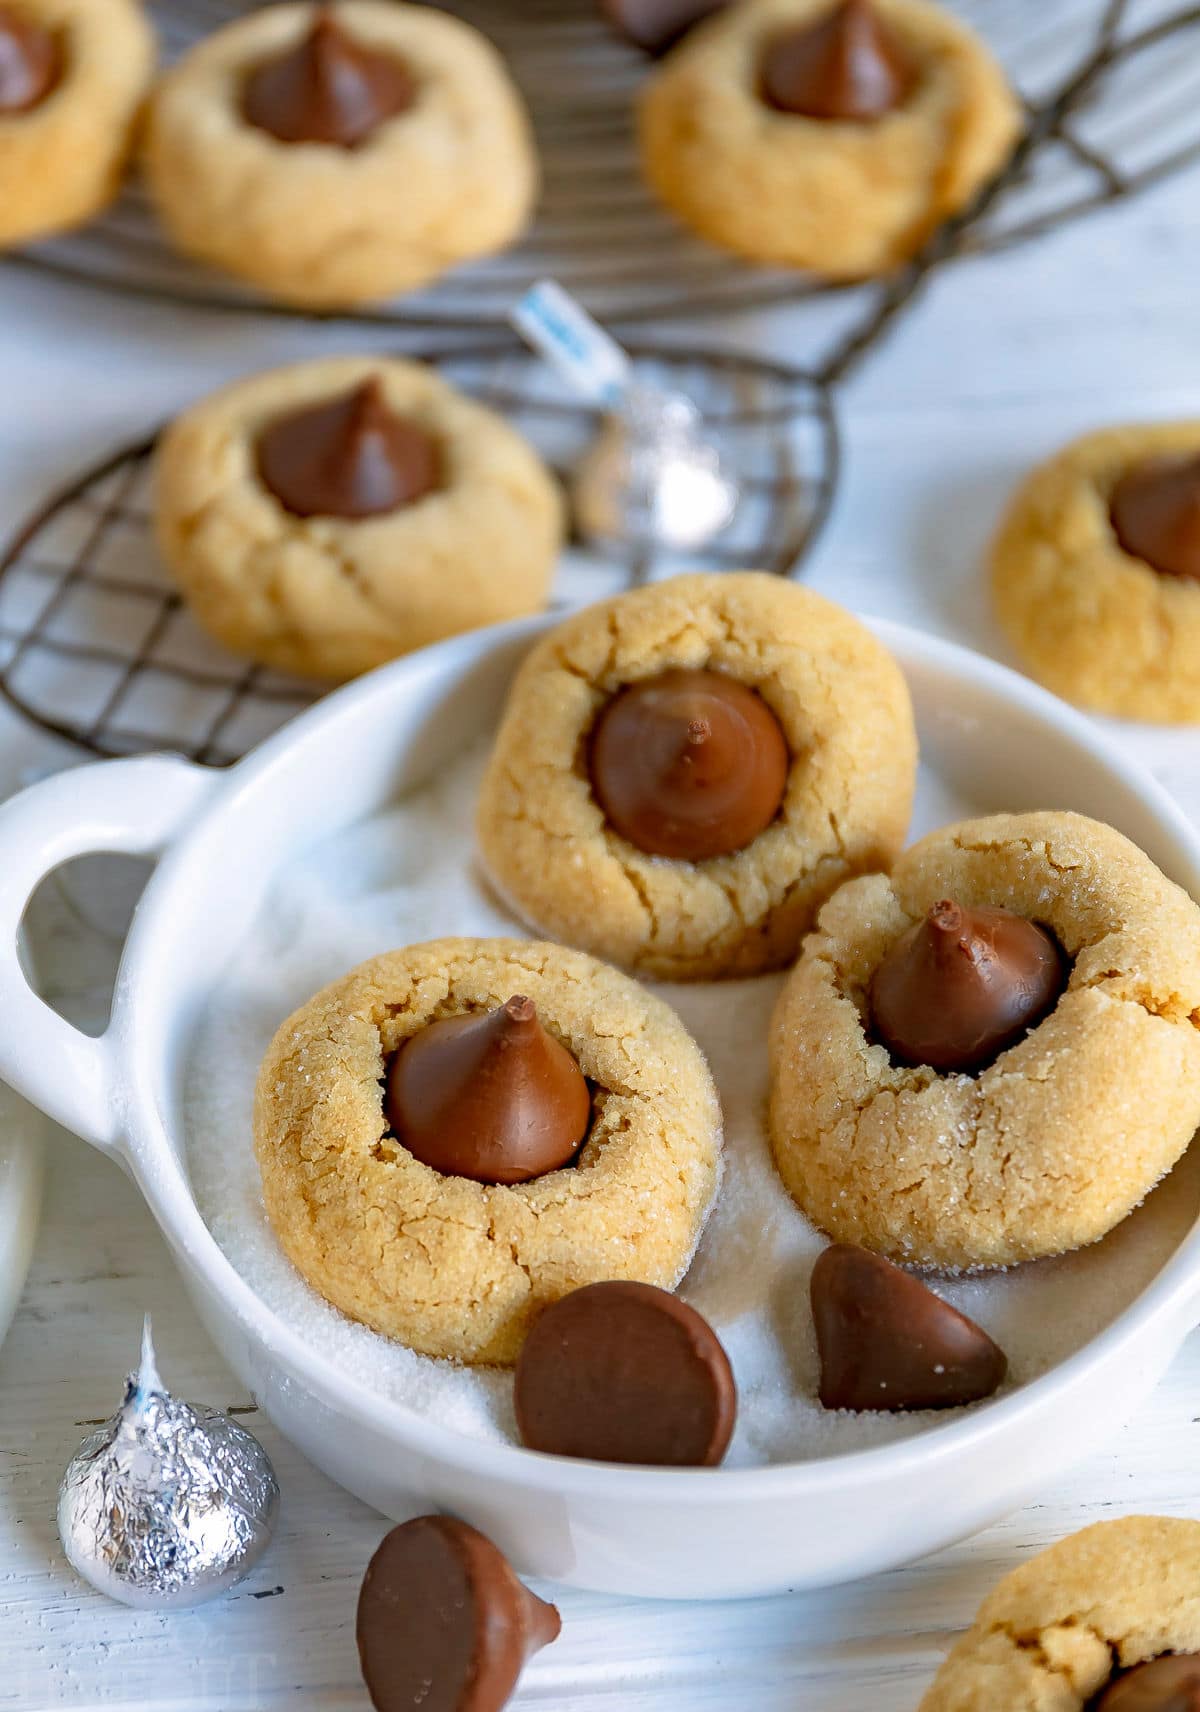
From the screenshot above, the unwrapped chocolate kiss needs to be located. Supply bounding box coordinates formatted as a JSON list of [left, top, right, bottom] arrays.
[[870, 897, 1064, 1074], [357, 1515, 560, 1712], [760, 0, 914, 122], [242, 8, 416, 147], [514, 1280, 737, 1465], [811, 1245, 1008, 1412], [256, 376, 441, 520], [385, 995, 592, 1185], [1110, 453, 1200, 582], [589, 667, 789, 860]]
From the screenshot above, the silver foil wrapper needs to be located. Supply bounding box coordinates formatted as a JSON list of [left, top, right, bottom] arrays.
[[573, 386, 738, 552], [58, 1320, 279, 1609]]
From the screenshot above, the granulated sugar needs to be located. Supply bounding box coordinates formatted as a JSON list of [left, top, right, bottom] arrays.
[[184, 744, 1200, 1467]]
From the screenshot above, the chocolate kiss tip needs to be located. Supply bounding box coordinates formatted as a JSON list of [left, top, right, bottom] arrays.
[[346, 376, 389, 423], [526, 1584, 562, 1653], [503, 994, 537, 1024], [929, 898, 963, 933]]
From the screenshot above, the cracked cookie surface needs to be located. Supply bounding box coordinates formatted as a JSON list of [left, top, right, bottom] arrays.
[[638, 0, 1018, 279], [475, 571, 918, 981], [0, 0, 155, 248], [992, 422, 1200, 722], [769, 811, 1200, 1268], [154, 355, 564, 682], [143, 0, 536, 309], [254, 935, 722, 1365], [919, 1516, 1200, 1710]]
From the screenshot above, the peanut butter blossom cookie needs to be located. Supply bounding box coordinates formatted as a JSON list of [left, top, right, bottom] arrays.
[[769, 810, 1200, 1269], [476, 572, 918, 981], [638, 0, 1018, 279], [154, 356, 564, 681], [0, 0, 154, 249], [254, 937, 722, 1365], [143, 1, 537, 308], [992, 422, 1200, 722], [919, 1517, 1200, 1711]]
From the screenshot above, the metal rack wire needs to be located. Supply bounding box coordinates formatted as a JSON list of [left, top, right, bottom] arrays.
[[10, 0, 1200, 332], [0, 343, 838, 764]]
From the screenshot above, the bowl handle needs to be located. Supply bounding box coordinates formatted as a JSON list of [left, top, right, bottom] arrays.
[[0, 756, 219, 1156]]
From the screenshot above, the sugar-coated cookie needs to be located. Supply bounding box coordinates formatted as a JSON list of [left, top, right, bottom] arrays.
[[769, 810, 1200, 1268], [919, 1517, 1200, 1710], [154, 356, 564, 682], [254, 937, 722, 1365], [639, 0, 1018, 279], [992, 422, 1200, 722], [144, 1, 536, 308], [476, 572, 918, 981], [0, 0, 155, 249]]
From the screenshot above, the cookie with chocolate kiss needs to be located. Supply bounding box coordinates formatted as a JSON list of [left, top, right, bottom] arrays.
[[589, 668, 790, 862], [357, 1516, 560, 1712], [256, 377, 441, 520], [916, 1518, 1200, 1711], [1095, 1656, 1200, 1711], [242, 8, 416, 147], [515, 1280, 736, 1465], [811, 1244, 1007, 1412], [760, 0, 914, 122], [385, 995, 592, 1186], [0, 5, 60, 113], [1110, 454, 1200, 584], [870, 897, 1065, 1075]]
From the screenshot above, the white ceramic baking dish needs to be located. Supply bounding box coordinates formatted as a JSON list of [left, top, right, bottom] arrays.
[[0, 614, 1198, 1600]]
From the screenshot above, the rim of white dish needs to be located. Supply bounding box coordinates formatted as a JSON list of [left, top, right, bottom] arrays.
[[118, 614, 1200, 1498]]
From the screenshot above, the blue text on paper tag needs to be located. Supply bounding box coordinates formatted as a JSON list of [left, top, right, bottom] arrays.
[[511, 280, 631, 407]]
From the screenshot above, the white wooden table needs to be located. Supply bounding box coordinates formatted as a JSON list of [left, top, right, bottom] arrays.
[[3, 158, 1200, 1710]]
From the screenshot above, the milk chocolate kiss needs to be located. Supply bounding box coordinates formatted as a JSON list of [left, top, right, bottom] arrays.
[[811, 1245, 1008, 1411], [599, 0, 729, 55], [514, 1280, 737, 1465], [588, 668, 789, 861], [870, 898, 1065, 1075], [0, 6, 60, 113], [1110, 454, 1200, 582], [760, 0, 914, 121], [384, 996, 592, 1186], [1094, 1656, 1200, 1712], [357, 1516, 561, 1712], [242, 8, 416, 148], [256, 378, 440, 520]]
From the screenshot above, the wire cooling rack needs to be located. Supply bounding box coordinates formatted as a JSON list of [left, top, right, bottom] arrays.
[[0, 343, 837, 765], [10, 0, 1200, 331]]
